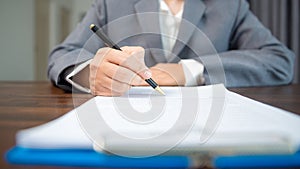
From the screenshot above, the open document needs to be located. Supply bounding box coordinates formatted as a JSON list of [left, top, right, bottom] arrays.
[[16, 84, 300, 157]]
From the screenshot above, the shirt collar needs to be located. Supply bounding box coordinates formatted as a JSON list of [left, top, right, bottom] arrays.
[[159, 0, 170, 12]]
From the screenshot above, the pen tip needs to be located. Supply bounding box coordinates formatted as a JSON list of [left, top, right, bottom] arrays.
[[155, 86, 166, 96], [90, 24, 95, 29]]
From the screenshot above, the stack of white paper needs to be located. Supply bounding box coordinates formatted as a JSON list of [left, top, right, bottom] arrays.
[[16, 84, 300, 156]]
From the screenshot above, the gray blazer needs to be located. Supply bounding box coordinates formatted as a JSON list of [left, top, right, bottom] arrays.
[[48, 0, 295, 91]]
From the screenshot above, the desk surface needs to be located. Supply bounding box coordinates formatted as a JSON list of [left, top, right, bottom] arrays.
[[1, 82, 300, 169]]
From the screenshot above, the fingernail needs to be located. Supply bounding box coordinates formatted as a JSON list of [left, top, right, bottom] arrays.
[[144, 70, 152, 79]]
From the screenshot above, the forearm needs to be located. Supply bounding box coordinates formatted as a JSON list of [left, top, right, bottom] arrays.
[[201, 0, 295, 87], [48, 0, 106, 90], [203, 48, 294, 87]]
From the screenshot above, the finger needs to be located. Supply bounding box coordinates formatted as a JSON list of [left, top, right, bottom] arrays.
[[131, 75, 148, 86], [132, 77, 148, 86], [96, 47, 129, 65], [101, 76, 131, 95], [89, 64, 122, 96], [91, 85, 117, 96], [102, 62, 144, 85], [120, 55, 152, 80], [121, 46, 144, 56], [92, 76, 130, 96], [92, 86, 123, 96], [119, 46, 152, 80], [97, 47, 151, 80]]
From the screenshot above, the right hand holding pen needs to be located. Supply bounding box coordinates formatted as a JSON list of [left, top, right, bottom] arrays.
[[89, 46, 151, 96]]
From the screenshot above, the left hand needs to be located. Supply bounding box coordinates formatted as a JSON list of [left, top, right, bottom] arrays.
[[139, 63, 186, 86]]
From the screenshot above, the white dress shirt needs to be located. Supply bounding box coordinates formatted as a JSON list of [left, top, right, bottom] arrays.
[[159, 0, 204, 86], [66, 0, 204, 93]]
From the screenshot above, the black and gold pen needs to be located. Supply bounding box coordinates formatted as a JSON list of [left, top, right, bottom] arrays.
[[89, 24, 165, 95]]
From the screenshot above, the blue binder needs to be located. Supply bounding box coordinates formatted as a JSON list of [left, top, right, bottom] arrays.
[[6, 147, 300, 168], [213, 150, 300, 168], [6, 146, 300, 168], [6, 146, 190, 168]]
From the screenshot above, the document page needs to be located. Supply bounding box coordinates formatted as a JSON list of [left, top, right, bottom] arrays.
[[16, 84, 300, 155]]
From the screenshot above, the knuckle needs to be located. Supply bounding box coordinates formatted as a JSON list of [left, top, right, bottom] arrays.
[[115, 67, 128, 76], [138, 64, 146, 71], [93, 83, 111, 96], [121, 46, 129, 50], [136, 46, 144, 52], [101, 62, 109, 71], [96, 47, 108, 54], [135, 47, 145, 56], [118, 56, 128, 65], [96, 47, 111, 58]]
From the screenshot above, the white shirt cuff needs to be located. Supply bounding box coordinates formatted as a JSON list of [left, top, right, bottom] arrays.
[[65, 59, 92, 93], [180, 59, 205, 86]]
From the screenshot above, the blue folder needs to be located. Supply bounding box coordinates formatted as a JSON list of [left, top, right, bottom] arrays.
[[213, 150, 300, 168], [6, 146, 190, 168], [6, 146, 300, 168]]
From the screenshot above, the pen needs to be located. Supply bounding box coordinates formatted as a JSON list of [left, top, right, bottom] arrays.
[[89, 24, 165, 96]]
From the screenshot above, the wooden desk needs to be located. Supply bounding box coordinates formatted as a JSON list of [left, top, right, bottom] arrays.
[[1, 82, 300, 169]]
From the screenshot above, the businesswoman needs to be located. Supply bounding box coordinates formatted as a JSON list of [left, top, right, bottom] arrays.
[[48, 0, 294, 96]]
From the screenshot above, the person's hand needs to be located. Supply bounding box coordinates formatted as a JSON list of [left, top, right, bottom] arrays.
[[142, 63, 186, 86], [89, 46, 151, 96]]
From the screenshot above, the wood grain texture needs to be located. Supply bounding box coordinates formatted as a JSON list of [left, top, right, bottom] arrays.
[[0, 82, 92, 169], [0, 82, 300, 169]]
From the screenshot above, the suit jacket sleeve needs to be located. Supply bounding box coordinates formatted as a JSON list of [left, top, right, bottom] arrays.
[[203, 0, 295, 87], [47, 0, 107, 91]]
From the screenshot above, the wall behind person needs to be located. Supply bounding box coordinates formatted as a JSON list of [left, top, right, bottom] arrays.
[[0, 0, 92, 81], [0, 0, 35, 81], [49, 0, 93, 51]]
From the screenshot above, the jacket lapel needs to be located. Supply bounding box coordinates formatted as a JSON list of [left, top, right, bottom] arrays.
[[134, 0, 167, 63], [172, 0, 206, 58]]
